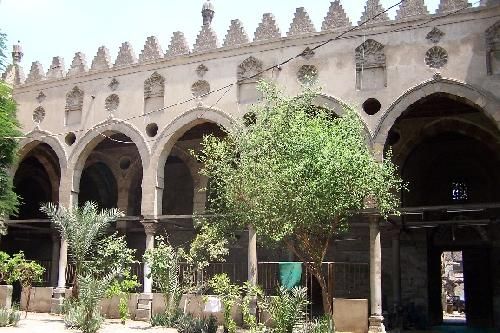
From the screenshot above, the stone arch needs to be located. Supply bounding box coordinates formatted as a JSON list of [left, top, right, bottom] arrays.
[[395, 118, 500, 167], [68, 119, 150, 194], [150, 107, 235, 204], [373, 76, 500, 150], [312, 94, 372, 143], [15, 129, 67, 173]]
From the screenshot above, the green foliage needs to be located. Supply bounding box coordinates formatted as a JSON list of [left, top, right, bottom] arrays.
[[144, 236, 183, 316], [105, 271, 140, 324], [208, 273, 240, 333], [0, 307, 20, 327], [0, 80, 21, 226], [241, 281, 264, 331], [192, 81, 403, 312], [0, 30, 6, 71], [0, 251, 44, 286], [151, 309, 217, 333], [186, 224, 229, 270], [42, 202, 134, 333], [263, 287, 308, 333], [41, 202, 123, 276], [302, 315, 334, 333]]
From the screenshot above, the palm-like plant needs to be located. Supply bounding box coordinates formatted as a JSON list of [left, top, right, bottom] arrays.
[[40, 201, 123, 296]]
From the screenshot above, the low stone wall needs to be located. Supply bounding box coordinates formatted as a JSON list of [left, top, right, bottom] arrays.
[[0, 285, 13, 309], [100, 293, 139, 319], [152, 294, 242, 325], [332, 298, 368, 333], [21, 287, 53, 313]]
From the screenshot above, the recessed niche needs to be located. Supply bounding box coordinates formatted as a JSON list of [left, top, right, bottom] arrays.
[[363, 98, 382, 116], [65, 132, 76, 146], [146, 123, 159, 137], [119, 156, 131, 170]]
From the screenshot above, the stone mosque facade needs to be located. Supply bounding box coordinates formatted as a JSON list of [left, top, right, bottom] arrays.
[[2, 0, 500, 330]]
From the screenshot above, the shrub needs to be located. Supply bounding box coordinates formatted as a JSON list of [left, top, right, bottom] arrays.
[[263, 286, 308, 333], [0, 307, 20, 327], [151, 310, 217, 333], [208, 273, 240, 333]]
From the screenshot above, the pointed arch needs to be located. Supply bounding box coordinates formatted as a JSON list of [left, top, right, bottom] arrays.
[[16, 129, 67, 172], [373, 76, 500, 149]]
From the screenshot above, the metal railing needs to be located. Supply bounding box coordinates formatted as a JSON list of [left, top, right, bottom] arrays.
[[258, 261, 369, 299]]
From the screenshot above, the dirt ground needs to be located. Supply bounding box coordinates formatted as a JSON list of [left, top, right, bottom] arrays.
[[1, 312, 177, 332]]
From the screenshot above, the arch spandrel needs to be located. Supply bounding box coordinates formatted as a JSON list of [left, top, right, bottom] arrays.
[[150, 106, 236, 184], [16, 129, 68, 171], [373, 76, 500, 148], [68, 119, 150, 171]]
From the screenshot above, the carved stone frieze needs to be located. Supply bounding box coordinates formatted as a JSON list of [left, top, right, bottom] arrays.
[[194, 25, 218, 52], [254, 13, 281, 41], [355, 39, 386, 69], [297, 65, 319, 84], [91, 46, 112, 71], [36, 91, 46, 104], [426, 27, 445, 44], [105, 94, 120, 112], [437, 0, 470, 14], [26, 61, 45, 83], [396, 0, 429, 20], [144, 72, 165, 99], [301, 47, 315, 60], [32, 106, 45, 124], [237, 56, 263, 81], [47, 57, 65, 79], [196, 64, 209, 78], [287, 7, 316, 37], [166, 31, 190, 57], [191, 80, 211, 97], [67, 52, 88, 76], [322, 1, 352, 30], [223, 20, 249, 47], [139, 36, 164, 63], [359, 0, 389, 25], [109, 78, 119, 91], [66, 86, 84, 112], [425, 46, 448, 69], [114, 42, 137, 67]]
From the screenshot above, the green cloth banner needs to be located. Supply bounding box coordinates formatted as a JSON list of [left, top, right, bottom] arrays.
[[278, 262, 303, 290]]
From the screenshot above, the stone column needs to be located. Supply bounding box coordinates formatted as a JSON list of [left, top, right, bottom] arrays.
[[50, 233, 60, 287], [369, 216, 386, 333], [392, 229, 401, 308], [136, 220, 158, 321], [50, 238, 67, 313], [247, 226, 258, 316], [51, 168, 73, 314], [248, 226, 258, 285]]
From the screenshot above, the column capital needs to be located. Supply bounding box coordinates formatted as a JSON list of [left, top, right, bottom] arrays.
[[141, 219, 159, 236]]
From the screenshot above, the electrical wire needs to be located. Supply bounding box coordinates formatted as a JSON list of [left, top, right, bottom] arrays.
[[5, 0, 489, 146]]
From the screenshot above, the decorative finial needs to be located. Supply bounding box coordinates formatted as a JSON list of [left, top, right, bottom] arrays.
[[202, 0, 214, 26], [12, 42, 23, 65]]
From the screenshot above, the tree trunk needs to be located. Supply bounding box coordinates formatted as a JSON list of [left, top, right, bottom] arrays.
[[287, 240, 333, 316]]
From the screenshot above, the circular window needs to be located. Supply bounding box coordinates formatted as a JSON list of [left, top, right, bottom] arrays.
[[65, 132, 76, 146], [362, 98, 382, 116], [146, 123, 158, 137], [119, 156, 131, 170]]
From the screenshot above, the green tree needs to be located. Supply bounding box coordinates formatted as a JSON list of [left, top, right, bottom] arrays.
[[40, 201, 123, 297], [192, 82, 403, 314], [0, 30, 20, 235]]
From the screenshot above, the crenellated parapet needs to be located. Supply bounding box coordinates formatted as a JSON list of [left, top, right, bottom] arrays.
[[3, 0, 496, 86]]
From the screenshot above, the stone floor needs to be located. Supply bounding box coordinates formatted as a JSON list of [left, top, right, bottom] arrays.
[[1, 312, 177, 332]]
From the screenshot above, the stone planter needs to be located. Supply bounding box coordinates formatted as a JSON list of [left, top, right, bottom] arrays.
[[151, 294, 242, 325], [332, 298, 368, 333], [21, 287, 54, 312], [0, 285, 13, 309], [100, 293, 139, 319]]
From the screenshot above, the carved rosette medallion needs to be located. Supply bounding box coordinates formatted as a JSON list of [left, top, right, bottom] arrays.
[[425, 46, 448, 69]]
